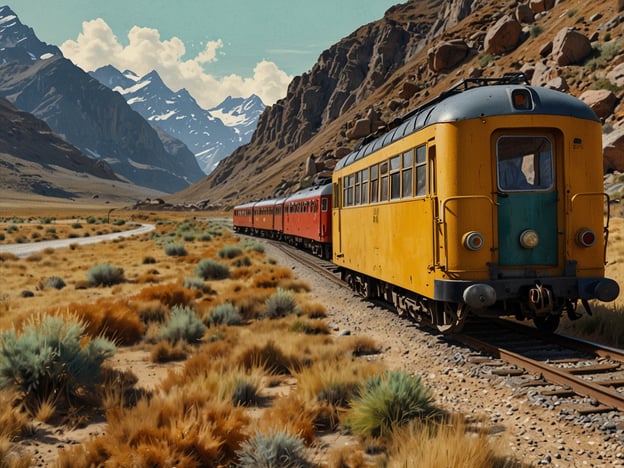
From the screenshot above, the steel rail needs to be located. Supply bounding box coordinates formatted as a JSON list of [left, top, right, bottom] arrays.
[[454, 333, 624, 412]]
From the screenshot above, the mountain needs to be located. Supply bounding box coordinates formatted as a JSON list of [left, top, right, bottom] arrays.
[[90, 65, 265, 174], [0, 96, 166, 202], [169, 0, 624, 208], [0, 6, 204, 194]]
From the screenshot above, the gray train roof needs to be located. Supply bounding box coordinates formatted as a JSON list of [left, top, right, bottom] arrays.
[[335, 80, 599, 171], [284, 183, 332, 203]]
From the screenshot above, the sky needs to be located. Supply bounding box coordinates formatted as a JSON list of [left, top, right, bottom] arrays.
[[11, 0, 399, 108]]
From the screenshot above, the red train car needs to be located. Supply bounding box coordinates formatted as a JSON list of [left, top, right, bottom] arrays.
[[252, 198, 285, 238], [232, 202, 255, 234], [283, 184, 332, 259]]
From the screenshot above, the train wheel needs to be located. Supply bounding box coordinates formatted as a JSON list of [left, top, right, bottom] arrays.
[[436, 303, 469, 334], [533, 314, 560, 334]]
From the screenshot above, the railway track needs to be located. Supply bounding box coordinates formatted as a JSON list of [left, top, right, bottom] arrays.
[[267, 239, 624, 416]]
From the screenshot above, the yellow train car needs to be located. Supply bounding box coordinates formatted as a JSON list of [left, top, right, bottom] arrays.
[[332, 74, 619, 333]]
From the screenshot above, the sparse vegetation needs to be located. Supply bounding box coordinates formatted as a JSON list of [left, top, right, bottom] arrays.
[[86, 263, 125, 286], [209, 303, 242, 326], [195, 258, 230, 280], [44, 276, 66, 290], [264, 287, 298, 318], [236, 430, 311, 468], [158, 305, 206, 344], [218, 244, 243, 259], [163, 242, 187, 256]]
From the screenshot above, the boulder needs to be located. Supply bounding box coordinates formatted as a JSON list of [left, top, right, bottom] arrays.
[[579, 89, 618, 119], [529, 0, 555, 13], [347, 118, 372, 140], [530, 61, 557, 86], [427, 39, 470, 72], [398, 80, 420, 100], [551, 28, 592, 66], [516, 3, 535, 23], [484, 15, 522, 55], [544, 76, 569, 92], [603, 127, 624, 172], [607, 63, 624, 88]]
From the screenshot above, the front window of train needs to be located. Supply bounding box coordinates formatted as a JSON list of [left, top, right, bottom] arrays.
[[496, 136, 554, 192]]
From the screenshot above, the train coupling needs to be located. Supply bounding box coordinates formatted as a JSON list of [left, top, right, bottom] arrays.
[[462, 284, 496, 309], [528, 283, 553, 316]]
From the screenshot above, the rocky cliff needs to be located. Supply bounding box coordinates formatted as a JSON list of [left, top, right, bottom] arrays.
[[170, 0, 624, 208]]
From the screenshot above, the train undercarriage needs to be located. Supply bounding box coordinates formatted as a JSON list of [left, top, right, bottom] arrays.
[[339, 268, 594, 335]]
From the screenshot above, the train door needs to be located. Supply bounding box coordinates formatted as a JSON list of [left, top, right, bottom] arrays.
[[494, 133, 558, 267], [332, 179, 342, 257]]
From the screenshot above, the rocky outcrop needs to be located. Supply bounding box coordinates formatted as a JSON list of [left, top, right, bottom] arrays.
[[529, 0, 556, 14], [427, 40, 470, 72], [603, 128, 624, 173], [551, 28, 592, 66], [483, 15, 522, 55], [580, 89, 618, 119]]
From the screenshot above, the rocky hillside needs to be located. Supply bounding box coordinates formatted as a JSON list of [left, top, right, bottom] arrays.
[[169, 0, 624, 209]]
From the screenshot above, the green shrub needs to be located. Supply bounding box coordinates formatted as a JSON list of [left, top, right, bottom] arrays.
[[236, 430, 310, 468], [209, 303, 242, 326], [45, 276, 66, 290], [233, 256, 252, 267], [195, 259, 230, 280], [530, 25, 543, 38], [199, 232, 212, 241], [0, 314, 115, 404], [6, 225, 18, 233], [142, 256, 157, 264], [164, 243, 187, 257], [45, 227, 56, 234], [346, 370, 438, 438], [87, 263, 125, 287], [264, 288, 297, 319], [71, 222, 83, 229], [112, 219, 126, 226], [218, 245, 243, 259], [0, 233, 4, 241], [183, 276, 205, 290], [158, 305, 205, 344], [478, 53, 495, 67], [240, 239, 265, 253], [86, 216, 97, 224]]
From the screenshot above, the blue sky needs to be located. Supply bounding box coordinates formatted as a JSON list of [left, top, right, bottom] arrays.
[[11, 0, 398, 107]]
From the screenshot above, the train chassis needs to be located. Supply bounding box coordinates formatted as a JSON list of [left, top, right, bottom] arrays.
[[340, 267, 590, 334]]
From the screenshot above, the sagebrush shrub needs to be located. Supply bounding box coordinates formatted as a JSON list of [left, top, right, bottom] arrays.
[[87, 263, 125, 287], [0, 314, 116, 405], [236, 430, 310, 468], [183, 276, 205, 290], [264, 288, 297, 319], [164, 242, 187, 257], [218, 245, 243, 259], [159, 305, 206, 344], [209, 303, 242, 326], [195, 259, 230, 280], [240, 239, 265, 253], [45, 276, 66, 290], [346, 370, 438, 438]]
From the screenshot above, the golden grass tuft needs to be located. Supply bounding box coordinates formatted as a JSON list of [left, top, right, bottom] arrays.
[[151, 340, 189, 363], [67, 299, 145, 345], [251, 265, 293, 288], [237, 340, 303, 375], [0, 252, 18, 262], [135, 300, 169, 323], [134, 283, 195, 308], [220, 284, 271, 320], [257, 395, 318, 445], [278, 278, 312, 293], [298, 301, 328, 318], [387, 415, 518, 468], [339, 336, 382, 357]]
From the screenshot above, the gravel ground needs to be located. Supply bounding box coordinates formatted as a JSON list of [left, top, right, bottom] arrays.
[[264, 243, 624, 467]]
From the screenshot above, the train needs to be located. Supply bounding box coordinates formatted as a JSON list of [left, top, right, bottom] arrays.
[[233, 74, 620, 334]]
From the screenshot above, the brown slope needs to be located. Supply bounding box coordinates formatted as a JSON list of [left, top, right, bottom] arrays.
[[169, 0, 624, 209]]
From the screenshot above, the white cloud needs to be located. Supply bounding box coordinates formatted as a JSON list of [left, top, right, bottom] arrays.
[[61, 18, 291, 107]]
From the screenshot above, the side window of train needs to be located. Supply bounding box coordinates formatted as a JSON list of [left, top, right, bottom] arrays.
[[402, 149, 413, 198], [380, 162, 389, 202], [333, 182, 340, 208], [497, 136, 553, 191], [360, 169, 369, 204], [354, 171, 361, 206], [322, 198, 328, 212], [370, 165, 379, 203], [390, 156, 401, 199], [416, 145, 427, 197]]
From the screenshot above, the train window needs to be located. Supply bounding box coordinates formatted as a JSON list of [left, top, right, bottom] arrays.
[[497, 136, 553, 191], [322, 198, 328, 212], [360, 169, 369, 204], [415, 145, 427, 197], [390, 156, 401, 199], [402, 150, 413, 198], [344, 174, 355, 207], [370, 165, 379, 203], [333, 182, 340, 208], [354, 171, 361, 205]]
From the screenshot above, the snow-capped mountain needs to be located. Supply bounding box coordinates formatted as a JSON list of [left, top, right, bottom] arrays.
[[0, 6, 204, 193], [90, 66, 265, 174], [0, 5, 61, 63]]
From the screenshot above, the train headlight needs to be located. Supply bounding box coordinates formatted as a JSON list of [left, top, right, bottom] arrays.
[[463, 231, 484, 251], [519, 229, 539, 249], [576, 228, 596, 247]]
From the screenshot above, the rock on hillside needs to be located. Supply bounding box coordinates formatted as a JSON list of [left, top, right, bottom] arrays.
[[169, 0, 624, 209]]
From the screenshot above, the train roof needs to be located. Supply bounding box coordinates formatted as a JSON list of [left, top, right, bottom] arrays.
[[284, 184, 332, 203], [254, 197, 286, 208], [335, 73, 600, 171], [233, 201, 256, 210]]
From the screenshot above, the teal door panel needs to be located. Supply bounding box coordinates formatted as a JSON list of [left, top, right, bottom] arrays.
[[497, 192, 558, 266]]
